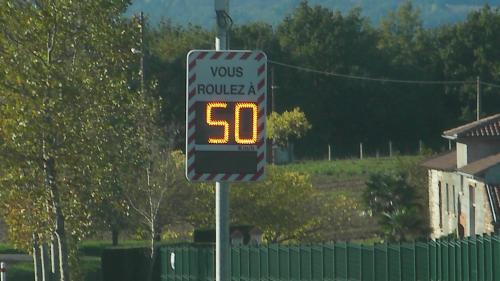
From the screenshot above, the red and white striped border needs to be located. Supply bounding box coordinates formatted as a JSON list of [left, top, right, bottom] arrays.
[[185, 50, 267, 182]]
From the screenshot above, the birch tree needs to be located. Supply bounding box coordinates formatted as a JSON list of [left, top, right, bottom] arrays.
[[0, 1, 138, 280]]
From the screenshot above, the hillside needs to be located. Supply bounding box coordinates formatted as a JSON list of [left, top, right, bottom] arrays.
[[128, 0, 499, 27]]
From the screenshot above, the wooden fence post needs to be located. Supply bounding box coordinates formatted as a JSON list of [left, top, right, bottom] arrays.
[[360, 143, 363, 160], [389, 141, 393, 157]]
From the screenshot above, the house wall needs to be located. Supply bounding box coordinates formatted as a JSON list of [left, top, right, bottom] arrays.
[[457, 139, 500, 168], [457, 143, 468, 168], [428, 170, 495, 239], [429, 169, 460, 239], [464, 178, 495, 235]]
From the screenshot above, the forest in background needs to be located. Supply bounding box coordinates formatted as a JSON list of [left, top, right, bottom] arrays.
[[2, 2, 498, 278], [144, 1, 500, 157], [128, 0, 499, 27]]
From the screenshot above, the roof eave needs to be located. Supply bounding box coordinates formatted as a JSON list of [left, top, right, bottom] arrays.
[[456, 170, 483, 180], [442, 134, 457, 140]]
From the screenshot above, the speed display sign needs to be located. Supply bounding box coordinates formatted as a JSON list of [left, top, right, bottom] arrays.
[[185, 50, 267, 182]]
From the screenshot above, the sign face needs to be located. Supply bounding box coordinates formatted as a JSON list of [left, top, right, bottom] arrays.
[[186, 50, 267, 182]]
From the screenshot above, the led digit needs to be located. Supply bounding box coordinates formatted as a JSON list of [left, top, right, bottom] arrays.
[[235, 102, 258, 144], [207, 102, 229, 144]]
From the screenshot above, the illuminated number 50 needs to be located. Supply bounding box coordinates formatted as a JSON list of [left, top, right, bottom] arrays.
[[235, 103, 257, 144], [206, 102, 229, 144], [206, 102, 258, 144]]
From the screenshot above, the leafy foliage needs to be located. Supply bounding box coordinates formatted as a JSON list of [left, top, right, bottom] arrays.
[[267, 107, 311, 147], [230, 166, 318, 243], [363, 170, 429, 242], [0, 1, 140, 279]]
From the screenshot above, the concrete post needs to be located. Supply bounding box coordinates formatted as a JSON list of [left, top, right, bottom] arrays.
[[389, 141, 393, 157], [328, 145, 331, 161]]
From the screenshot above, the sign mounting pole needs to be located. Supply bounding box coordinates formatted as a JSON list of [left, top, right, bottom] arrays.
[[215, 2, 229, 281]]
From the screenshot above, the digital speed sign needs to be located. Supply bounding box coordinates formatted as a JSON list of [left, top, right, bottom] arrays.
[[186, 50, 267, 182]]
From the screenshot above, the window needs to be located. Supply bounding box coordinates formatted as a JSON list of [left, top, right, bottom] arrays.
[[446, 183, 449, 213], [438, 181, 442, 228], [452, 185, 456, 215], [470, 185, 475, 206]]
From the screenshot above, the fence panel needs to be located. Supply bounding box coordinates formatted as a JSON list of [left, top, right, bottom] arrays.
[[279, 245, 290, 280], [415, 242, 429, 281], [449, 241, 456, 281], [400, 243, 415, 281], [231, 247, 241, 281], [477, 237, 485, 281], [260, 246, 269, 280], [323, 245, 334, 281], [373, 244, 387, 281], [347, 244, 361, 281], [249, 247, 260, 281], [289, 246, 300, 281], [460, 239, 468, 281], [158, 234, 500, 281], [312, 246, 324, 281], [334, 243, 347, 280], [493, 236, 500, 280], [360, 245, 373, 281]]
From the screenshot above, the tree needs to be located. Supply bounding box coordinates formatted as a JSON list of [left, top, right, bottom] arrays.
[[437, 5, 500, 122], [230, 166, 319, 243], [267, 107, 311, 147], [363, 170, 428, 242], [126, 134, 184, 260], [0, 1, 138, 280], [276, 1, 385, 157], [148, 23, 212, 127]]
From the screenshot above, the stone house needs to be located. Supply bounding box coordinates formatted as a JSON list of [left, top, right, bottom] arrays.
[[422, 113, 500, 239]]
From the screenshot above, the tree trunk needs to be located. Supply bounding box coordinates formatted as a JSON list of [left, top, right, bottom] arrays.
[[146, 221, 158, 281], [33, 234, 42, 281], [51, 235, 59, 281], [111, 229, 119, 246], [45, 157, 70, 281], [40, 243, 50, 281]]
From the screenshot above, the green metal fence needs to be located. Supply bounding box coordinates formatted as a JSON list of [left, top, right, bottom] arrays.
[[160, 234, 500, 281]]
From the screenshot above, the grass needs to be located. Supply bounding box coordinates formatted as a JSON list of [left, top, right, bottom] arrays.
[[1, 240, 153, 281], [79, 240, 150, 257], [5, 257, 102, 281], [8, 262, 34, 281], [279, 155, 423, 179], [0, 243, 26, 254], [277, 156, 424, 241]]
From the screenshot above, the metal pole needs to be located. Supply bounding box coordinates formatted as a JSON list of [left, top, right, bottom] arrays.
[[215, 182, 230, 281], [328, 145, 331, 161], [1, 262, 6, 281], [215, 2, 230, 281], [476, 76, 481, 121]]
